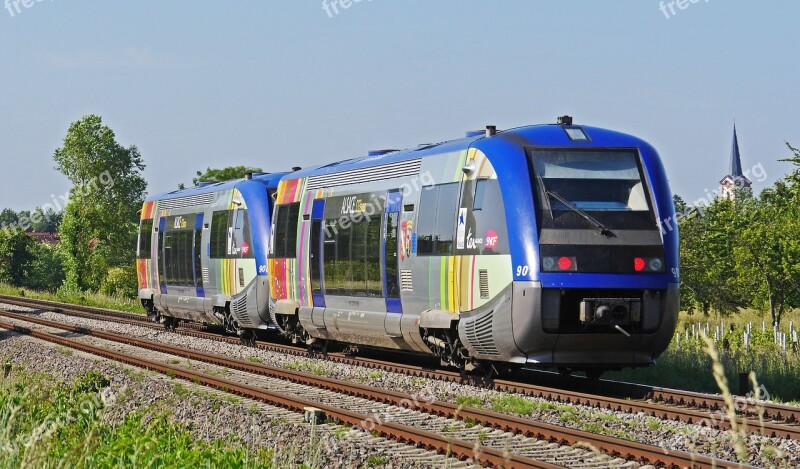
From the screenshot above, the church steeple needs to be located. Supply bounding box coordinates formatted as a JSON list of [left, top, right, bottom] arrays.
[[719, 123, 751, 200], [729, 124, 743, 178]]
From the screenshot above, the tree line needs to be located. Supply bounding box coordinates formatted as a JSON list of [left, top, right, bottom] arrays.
[[0, 115, 260, 299], [677, 143, 800, 327]]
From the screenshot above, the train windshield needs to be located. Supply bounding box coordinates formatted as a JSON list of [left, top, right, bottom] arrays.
[[529, 149, 657, 230]]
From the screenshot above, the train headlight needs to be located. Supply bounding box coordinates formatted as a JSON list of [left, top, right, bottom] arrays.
[[648, 258, 664, 272], [634, 257, 665, 273], [542, 256, 577, 272]]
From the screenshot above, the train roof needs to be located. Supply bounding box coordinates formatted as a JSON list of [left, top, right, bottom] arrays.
[[145, 172, 288, 202], [288, 123, 651, 180]]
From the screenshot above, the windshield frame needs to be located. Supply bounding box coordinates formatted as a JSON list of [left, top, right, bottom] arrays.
[[527, 147, 659, 232]]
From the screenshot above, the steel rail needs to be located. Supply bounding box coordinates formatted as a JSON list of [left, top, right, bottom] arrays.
[[0, 311, 749, 469]]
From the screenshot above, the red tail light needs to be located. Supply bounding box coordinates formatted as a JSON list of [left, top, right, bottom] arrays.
[[634, 257, 646, 272], [558, 257, 573, 270]]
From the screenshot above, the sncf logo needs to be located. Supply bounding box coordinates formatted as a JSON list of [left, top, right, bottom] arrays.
[[485, 229, 499, 249]]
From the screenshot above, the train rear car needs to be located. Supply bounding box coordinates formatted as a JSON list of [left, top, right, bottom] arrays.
[[137, 172, 286, 339]]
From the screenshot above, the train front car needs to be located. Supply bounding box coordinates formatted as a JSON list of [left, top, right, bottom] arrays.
[[268, 120, 678, 377], [137, 173, 286, 341], [463, 120, 680, 376]]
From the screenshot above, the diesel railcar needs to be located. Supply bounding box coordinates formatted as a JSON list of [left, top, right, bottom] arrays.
[[268, 118, 679, 376], [137, 172, 287, 341]]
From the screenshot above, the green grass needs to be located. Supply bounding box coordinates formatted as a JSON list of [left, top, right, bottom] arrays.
[[283, 360, 329, 376], [0, 282, 142, 314], [489, 395, 538, 416], [605, 309, 800, 402], [0, 367, 273, 468], [455, 395, 483, 408]]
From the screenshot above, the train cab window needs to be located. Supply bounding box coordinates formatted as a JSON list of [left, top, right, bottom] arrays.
[[137, 219, 154, 259], [473, 179, 488, 211], [457, 178, 510, 255], [273, 202, 301, 258], [232, 210, 254, 258], [210, 210, 254, 259], [417, 183, 459, 256]]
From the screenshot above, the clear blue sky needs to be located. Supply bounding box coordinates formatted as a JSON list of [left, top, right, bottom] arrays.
[[1, 1, 797, 210]]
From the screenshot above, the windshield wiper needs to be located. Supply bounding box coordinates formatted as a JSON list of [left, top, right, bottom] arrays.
[[535, 175, 553, 220], [545, 190, 616, 238]]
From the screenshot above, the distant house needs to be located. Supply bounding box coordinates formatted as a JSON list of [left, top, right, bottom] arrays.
[[27, 232, 60, 245]]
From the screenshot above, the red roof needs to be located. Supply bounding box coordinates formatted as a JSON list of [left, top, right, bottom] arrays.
[[27, 232, 60, 245]]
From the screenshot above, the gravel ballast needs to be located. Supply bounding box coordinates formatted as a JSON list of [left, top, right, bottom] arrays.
[[1, 302, 798, 468]]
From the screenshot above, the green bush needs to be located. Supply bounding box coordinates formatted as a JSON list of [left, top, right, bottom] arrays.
[[22, 243, 65, 292], [99, 264, 138, 299]]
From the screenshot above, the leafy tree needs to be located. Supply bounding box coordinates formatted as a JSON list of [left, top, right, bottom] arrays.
[[678, 195, 749, 315], [54, 115, 147, 292], [30, 207, 62, 232], [0, 209, 18, 228], [192, 166, 263, 186], [23, 243, 65, 291], [0, 229, 36, 286], [734, 143, 800, 326]]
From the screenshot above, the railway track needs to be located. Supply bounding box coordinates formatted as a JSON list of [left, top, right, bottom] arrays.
[[1, 294, 798, 442], [0, 310, 748, 468]]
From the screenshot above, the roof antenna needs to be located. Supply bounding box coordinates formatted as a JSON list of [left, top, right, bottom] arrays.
[[557, 115, 573, 125], [485, 125, 497, 137]]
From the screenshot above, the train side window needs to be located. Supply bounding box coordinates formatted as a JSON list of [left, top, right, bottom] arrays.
[[273, 202, 301, 258], [416, 186, 439, 255], [417, 183, 459, 256], [138, 219, 154, 259], [210, 211, 230, 259], [434, 184, 458, 255]]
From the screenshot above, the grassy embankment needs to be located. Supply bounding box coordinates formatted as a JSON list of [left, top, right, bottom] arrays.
[[605, 309, 800, 403], [0, 283, 141, 314], [0, 367, 273, 468]]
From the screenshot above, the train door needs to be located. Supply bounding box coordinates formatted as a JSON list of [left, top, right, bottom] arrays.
[[158, 217, 167, 295], [193, 214, 205, 298], [383, 190, 402, 337], [310, 199, 326, 308]]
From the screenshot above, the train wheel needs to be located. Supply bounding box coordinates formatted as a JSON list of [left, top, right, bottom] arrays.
[[239, 329, 256, 347], [584, 368, 605, 381], [163, 317, 178, 332]]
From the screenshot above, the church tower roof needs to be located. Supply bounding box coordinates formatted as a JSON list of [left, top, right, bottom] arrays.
[[729, 124, 744, 178]]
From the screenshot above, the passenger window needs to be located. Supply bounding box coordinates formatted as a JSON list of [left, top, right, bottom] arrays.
[[416, 183, 459, 256]]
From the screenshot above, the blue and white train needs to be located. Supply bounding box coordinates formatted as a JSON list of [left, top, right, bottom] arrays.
[[139, 117, 680, 376]]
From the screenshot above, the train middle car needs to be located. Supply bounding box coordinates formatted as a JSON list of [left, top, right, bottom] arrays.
[[269, 120, 680, 373], [137, 172, 287, 337]]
